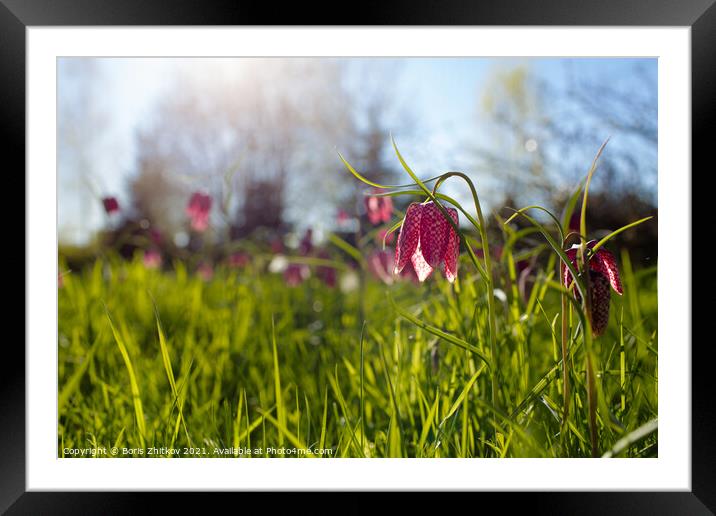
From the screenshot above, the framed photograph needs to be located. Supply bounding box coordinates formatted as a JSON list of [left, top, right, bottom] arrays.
[[5, 0, 711, 511]]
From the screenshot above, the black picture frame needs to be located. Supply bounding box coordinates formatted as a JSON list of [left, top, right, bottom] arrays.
[[3, 0, 710, 512]]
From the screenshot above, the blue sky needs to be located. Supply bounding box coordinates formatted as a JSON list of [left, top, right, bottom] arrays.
[[58, 57, 657, 245]]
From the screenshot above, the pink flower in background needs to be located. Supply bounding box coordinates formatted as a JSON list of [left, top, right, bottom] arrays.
[[102, 196, 120, 215], [400, 263, 420, 284], [316, 250, 337, 288], [58, 271, 65, 289], [563, 240, 623, 337], [516, 258, 535, 303], [376, 228, 396, 246], [337, 209, 351, 224], [186, 192, 212, 232], [143, 249, 162, 269], [299, 229, 313, 256], [393, 201, 460, 283], [270, 237, 285, 254], [228, 252, 250, 268], [367, 249, 395, 285], [284, 263, 309, 287], [364, 189, 393, 225], [198, 262, 214, 281], [149, 228, 163, 245]]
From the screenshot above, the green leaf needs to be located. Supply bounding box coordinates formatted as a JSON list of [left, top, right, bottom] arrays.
[[389, 294, 491, 370], [374, 189, 482, 231], [154, 304, 191, 446], [258, 410, 316, 457], [338, 150, 441, 189], [591, 216, 654, 254], [505, 208, 586, 301], [58, 332, 102, 411], [271, 315, 285, 448], [561, 176, 587, 233], [105, 308, 146, 448], [602, 418, 658, 458], [504, 205, 564, 243], [418, 390, 440, 451], [580, 138, 610, 238], [439, 364, 486, 427]]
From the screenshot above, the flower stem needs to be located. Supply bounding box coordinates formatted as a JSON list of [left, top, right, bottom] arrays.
[[432, 172, 499, 410], [586, 351, 598, 457], [577, 242, 598, 457], [560, 267, 570, 429]]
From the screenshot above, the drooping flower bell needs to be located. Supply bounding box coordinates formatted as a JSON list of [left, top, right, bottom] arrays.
[[365, 189, 393, 226], [143, 249, 162, 269], [270, 236, 285, 254], [149, 228, 163, 245], [102, 196, 120, 215], [186, 192, 212, 232], [516, 257, 535, 303], [284, 263, 310, 287], [228, 252, 250, 268], [563, 240, 623, 337], [197, 262, 214, 282], [393, 201, 459, 283], [316, 250, 337, 288], [337, 209, 351, 225], [299, 228, 313, 256]]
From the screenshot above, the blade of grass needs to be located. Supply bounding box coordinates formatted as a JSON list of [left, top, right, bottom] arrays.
[[377, 333, 406, 456], [418, 389, 440, 452], [328, 364, 364, 457], [438, 364, 486, 427], [258, 410, 316, 457], [580, 138, 610, 240], [505, 209, 586, 302], [389, 294, 491, 369], [590, 217, 654, 254], [105, 308, 146, 448], [271, 315, 285, 448], [319, 385, 328, 453], [337, 151, 441, 189], [153, 304, 191, 445], [234, 389, 244, 455], [602, 418, 658, 458], [360, 321, 367, 454], [504, 205, 565, 243], [58, 331, 102, 411]]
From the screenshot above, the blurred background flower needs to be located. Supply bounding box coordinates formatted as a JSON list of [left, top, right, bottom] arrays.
[[186, 191, 212, 232], [102, 196, 120, 215], [142, 248, 162, 269]]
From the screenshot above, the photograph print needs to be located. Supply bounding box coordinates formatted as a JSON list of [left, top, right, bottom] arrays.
[[57, 56, 658, 459]]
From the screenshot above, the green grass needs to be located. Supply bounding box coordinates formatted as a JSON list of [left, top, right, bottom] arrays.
[[58, 246, 657, 458]]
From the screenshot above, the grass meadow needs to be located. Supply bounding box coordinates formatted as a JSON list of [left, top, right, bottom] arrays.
[[58, 225, 657, 459]]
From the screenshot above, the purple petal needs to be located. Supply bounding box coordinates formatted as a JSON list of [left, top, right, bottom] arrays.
[[410, 246, 434, 282], [419, 202, 451, 269], [592, 248, 623, 295], [394, 203, 422, 274], [443, 208, 460, 283]]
